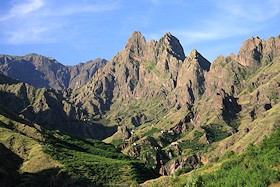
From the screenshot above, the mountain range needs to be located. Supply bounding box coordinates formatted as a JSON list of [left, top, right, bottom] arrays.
[[0, 54, 107, 90], [0, 32, 279, 186]]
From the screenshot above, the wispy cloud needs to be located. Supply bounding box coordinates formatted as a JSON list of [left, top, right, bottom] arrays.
[[154, 0, 280, 45], [0, 0, 45, 21], [4, 27, 54, 44], [215, 0, 280, 22], [171, 20, 251, 44], [51, 1, 120, 16], [0, 0, 120, 45]]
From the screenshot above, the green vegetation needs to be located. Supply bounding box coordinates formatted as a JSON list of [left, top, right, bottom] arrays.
[[174, 165, 192, 176], [179, 131, 205, 152], [43, 131, 158, 186], [144, 128, 159, 137], [170, 172, 203, 187], [202, 125, 228, 142], [172, 128, 280, 187], [111, 139, 124, 148], [142, 61, 156, 73]]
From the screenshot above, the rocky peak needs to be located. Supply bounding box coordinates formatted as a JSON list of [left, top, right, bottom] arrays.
[[186, 49, 210, 71], [127, 31, 146, 43], [188, 49, 199, 58], [124, 31, 147, 58], [158, 32, 185, 61], [176, 49, 210, 104], [238, 36, 264, 66], [261, 36, 280, 64]]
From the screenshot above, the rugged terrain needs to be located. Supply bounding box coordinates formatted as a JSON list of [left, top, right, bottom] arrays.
[[0, 54, 107, 90], [71, 32, 280, 175], [0, 32, 279, 186]]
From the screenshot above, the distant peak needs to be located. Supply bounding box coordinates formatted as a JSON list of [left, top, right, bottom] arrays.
[[163, 32, 172, 37], [187, 49, 205, 60], [238, 36, 264, 66], [161, 32, 177, 41], [158, 32, 185, 60], [188, 49, 199, 58], [25, 53, 40, 56], [124, 31, 147, 58], [186, 49, 210, 71], [125, 31, 146, 48], [129, 31, 145, 40]]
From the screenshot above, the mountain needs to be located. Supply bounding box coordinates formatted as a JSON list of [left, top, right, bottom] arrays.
[[0, 32, 279, 186], [70, 32, 279, 176], [68, 58, 108, 89], [0, 54, 107, 90], [70, 32, 209, 119], [0, 74, 115, 139]]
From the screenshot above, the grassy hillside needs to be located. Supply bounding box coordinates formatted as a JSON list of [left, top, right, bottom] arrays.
[[0, 106, 158, 186], [43, 131, 158, 186], [142, 127, 280, 187]]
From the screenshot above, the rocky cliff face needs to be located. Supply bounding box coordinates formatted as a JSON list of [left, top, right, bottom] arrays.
[[0, 54, 107, 90], [67, 58, 107, 89], [93, 33, 279, 175], [175, 49, 210, 105], [71, 32, 210, 119]]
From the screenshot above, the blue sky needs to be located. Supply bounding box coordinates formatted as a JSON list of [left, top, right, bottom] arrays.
[[0, 0, 279, 65]]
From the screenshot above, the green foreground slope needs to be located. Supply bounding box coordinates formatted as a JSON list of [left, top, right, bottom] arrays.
[[142, 127, 280, 187], [0, 106, 157, 186]]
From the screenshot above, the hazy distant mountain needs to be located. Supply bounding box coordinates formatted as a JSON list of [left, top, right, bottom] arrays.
[[0, 54, 107, 90], [0, 73, 116, 140]]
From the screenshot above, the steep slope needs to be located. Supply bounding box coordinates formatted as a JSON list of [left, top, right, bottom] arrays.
[[0, 54, 107, 90], [0, 106, 157, 186], [71, 32, 210, 126], [0, 74, 115, 139], [71, 33, 279, 176], [142, 128, 280, 187], [68, 58, 107, 89]]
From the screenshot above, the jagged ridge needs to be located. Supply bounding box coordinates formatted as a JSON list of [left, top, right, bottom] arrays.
[[0, 54, 107, 90]]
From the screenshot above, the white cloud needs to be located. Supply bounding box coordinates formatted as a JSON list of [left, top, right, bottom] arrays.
[[52, 1, 120, 16], [5, 27, 54, 44], [214, 0, 280, 22], [0, 0, 120, 45], [171, 21, 251, 44], [0, 0, 45, 21], [150, 0, 280, 45]]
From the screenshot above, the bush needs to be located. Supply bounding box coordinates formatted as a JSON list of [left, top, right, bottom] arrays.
[[202, 125, 228, 142], [175, 166, 192, 176]]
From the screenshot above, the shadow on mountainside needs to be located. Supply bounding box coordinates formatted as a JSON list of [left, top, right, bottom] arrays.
[[0, 143, 23, 186], [0, 91, 117, 140]]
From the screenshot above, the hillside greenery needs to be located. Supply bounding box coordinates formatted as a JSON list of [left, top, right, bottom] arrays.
[[169, 127, 280, 187], [43, 131, 158, 186]]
